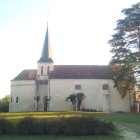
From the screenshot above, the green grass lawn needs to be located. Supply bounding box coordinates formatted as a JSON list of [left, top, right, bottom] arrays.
[[0, 111, 140, 140], [89, 113, 140, 124], [0, 135, 121, 140]]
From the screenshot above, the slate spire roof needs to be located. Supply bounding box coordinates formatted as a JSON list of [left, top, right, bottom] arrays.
[[38, 22, 53, 63]]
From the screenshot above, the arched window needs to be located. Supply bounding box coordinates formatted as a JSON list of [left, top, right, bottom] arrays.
[[47, 66, 50, 75], [41, 66, 43, 75]]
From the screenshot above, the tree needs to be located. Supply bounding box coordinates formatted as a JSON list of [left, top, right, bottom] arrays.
[[66, 94, 77, 111], [66, 93, 85, 111], [109, 2, 140, 98], [0, 95, 10, 112]]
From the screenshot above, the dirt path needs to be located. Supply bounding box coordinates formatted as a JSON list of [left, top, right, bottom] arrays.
[[115, 123, 140, 140]]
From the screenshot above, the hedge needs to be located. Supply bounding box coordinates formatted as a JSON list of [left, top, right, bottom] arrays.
[[0, 116, 116, 136]]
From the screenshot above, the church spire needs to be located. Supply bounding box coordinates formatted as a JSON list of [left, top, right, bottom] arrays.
[[38, 22, 53, 63]]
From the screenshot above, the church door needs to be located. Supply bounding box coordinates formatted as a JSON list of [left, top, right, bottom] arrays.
[[102, 95, 109, 112]]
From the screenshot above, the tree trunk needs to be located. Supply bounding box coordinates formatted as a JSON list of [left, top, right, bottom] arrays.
[[77, 101, 81, 111], [77, 103, 80, 111], [36, 103, 39, 111], [138, 26, 140, 53]]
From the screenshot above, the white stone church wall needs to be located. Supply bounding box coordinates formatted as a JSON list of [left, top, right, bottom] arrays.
[[50, 79, 131, 112], [9, 79, 131, 112], [9, 80, 36, 112], [109, 80, 130, 112]]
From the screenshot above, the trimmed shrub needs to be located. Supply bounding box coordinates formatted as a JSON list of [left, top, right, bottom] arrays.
[[81, 108, 86, 111], [90, 108, 93, 112], [62, 116, 104, 136], [16, 116, 43, 135], [39, 119, 50, 134], [15, 116, 115, 136], [93, 109, 97, 112], [0, 118, 14, 134], [40, 116, 115, 136], [63, 117, 89, 135], [101, 122, 116, 135], [47, 119, 64, 135]]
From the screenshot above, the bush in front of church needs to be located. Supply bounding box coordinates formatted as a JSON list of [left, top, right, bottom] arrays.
[[39, 118, 64, 135], [42, 119, 65, 135], [62, 116, 115, 136], [17, 116, 43, 135], [0, 118, 14, 134], [15, 116, 115, 136], [63, 116, 98, 135], [41, 116, 115, 136]]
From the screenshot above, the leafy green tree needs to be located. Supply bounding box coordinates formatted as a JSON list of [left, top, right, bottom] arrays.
[[0, 95, 10, 112], [109, 2, 140, 98], [66, 93, 85, 111], [66, 94, 77, 111]]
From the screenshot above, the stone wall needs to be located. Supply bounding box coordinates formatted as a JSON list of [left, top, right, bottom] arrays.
[[9, 79, 131, 112]]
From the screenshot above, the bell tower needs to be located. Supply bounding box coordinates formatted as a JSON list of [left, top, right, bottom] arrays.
[[37, 22, 54, 80], [35, 21, 54, 111]]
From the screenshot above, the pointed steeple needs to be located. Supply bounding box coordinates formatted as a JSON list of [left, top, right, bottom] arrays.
[[38, 22, 53, 63]]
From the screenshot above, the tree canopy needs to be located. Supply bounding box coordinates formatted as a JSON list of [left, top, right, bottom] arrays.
[[109, 2, 140, 98], [0, 95, 9, 112], [66, 93, 85, 111]]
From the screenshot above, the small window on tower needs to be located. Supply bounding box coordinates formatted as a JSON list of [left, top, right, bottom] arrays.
[[41, 66, 43, 75], [16, 97, 19, 103], [75, 84, 81, 89], [102, 84, 109, 90], [47, 66, 50, 75]]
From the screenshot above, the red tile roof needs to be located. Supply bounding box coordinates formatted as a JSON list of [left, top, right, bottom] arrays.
[[13, 65, 112, 80], [13, 69, 37, 80], [50, 65, 112, 79]]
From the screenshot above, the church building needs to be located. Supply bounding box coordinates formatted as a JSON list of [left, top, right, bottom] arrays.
[[9, 23, 133, 112]]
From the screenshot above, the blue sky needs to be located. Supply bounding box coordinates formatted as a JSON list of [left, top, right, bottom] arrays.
[[0, 0, 139, 98]]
